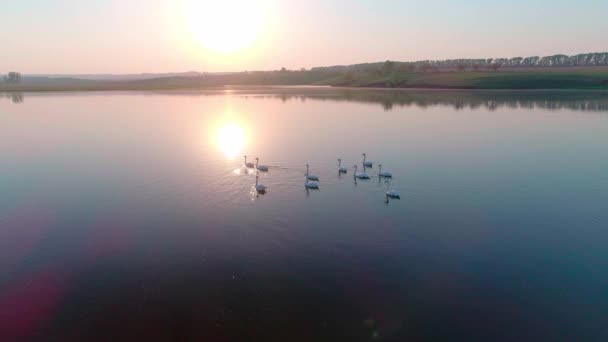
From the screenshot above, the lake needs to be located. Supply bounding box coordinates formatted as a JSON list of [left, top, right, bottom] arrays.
[[1, 88, 608, 341]]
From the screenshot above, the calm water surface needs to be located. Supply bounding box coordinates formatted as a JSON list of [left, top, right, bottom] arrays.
[[1, 88, 608, 341]]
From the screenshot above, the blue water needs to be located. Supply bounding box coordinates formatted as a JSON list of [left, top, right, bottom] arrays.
[[1, 89, 608, 340]]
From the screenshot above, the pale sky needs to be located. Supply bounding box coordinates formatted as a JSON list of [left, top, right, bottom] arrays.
[[2, 0, 607, 74]]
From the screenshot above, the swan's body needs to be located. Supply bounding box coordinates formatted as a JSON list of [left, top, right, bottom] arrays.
[[353, 165, 370, 179], [386, 189, 400, 198], [362, 153, 373, 168], [244, 155, 254, 168], [384, 180, 400, 199], [305, 164, 319, 181], [255, 174, 266, 193], [337, 159, 348, 173], [305, 175, 319, 189], [255, 158, 269, 172], [378, 164, 393, 178], [305, 181, 319, 189]]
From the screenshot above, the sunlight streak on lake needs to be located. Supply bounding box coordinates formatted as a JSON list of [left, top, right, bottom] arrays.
[[215, 122, 246, 160]]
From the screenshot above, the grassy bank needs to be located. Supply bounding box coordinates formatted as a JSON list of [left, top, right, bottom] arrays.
[[322, 67, 608, 89]]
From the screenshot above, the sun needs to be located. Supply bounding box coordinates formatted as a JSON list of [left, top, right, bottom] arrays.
[[184, 0, 270, 54]]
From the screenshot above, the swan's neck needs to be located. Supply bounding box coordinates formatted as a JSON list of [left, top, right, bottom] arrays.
[[379, 165, 382, 173], [256, 176, 259, 186], [338, 160, 341, 167], [385, 182, 390, 191], [363, 155, 366, 163]]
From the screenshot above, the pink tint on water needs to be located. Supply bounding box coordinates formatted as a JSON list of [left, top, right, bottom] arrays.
[[0, 269, 69, 340], [83, 220, 132, 259], [0, 205, 55, 272]]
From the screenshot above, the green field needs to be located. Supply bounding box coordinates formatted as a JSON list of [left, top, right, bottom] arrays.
[[320, 67, 608, 89]]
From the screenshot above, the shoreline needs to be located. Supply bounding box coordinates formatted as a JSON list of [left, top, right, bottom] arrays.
[[3, 67, 608, 93], [3, 85, 608, 93]]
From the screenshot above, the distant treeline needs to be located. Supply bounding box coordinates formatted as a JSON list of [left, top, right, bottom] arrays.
[[2, 52, 608, 91], [312, 52, 608, 73]]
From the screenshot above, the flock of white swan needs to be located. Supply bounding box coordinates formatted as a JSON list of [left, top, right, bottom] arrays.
[[245, 153, 401, 199]]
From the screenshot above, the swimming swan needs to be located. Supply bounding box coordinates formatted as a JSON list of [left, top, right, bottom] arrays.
[[255, 174, 266, 193], [305, 164, 320, 181], [378, 164, 393, 178], [255, 158, 269, 172], [384, 180, 400, 199], [338, 159, 348, 173], [353, 165, 370, 179], [244, 155, 254, 168], [362, 153, 373, 168], [305, 175, 319, 189]]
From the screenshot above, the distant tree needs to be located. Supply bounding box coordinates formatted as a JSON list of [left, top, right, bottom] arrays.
[[521, 56, 540, 66], [494, 58, 508, 67], [300, 68, 307, 72], [509, 57, 523, 67], [489, 63, 501, 71], [280, 67, 287, 72], [472, 64, 481, 72], [456, 63, 466, 72], [386, 73, 400, 87], [419, 63, 432, 73], [5, 72, 22, 83], [397, 63, 415, 73], [382, 60, 395, 75]]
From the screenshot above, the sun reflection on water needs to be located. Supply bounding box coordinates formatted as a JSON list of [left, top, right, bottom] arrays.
[[215, 122, 246, 160]]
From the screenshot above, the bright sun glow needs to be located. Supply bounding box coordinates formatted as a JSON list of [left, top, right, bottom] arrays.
[[184, 0, 270, 54], [215, 123, 246, 159]]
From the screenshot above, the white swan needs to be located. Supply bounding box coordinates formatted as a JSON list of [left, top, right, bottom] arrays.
[[384, 180, 400, 199], [362, 153, 373, 168], [305, 164, 319, 181], [337, 159, 348, 173], [255, 174, 266, 193], [255, 157, 269, 171], [244, 155, 254, 168], [353, 165, 370, 179], [305, 175, 319, 189], [378, 164, 393, 178]]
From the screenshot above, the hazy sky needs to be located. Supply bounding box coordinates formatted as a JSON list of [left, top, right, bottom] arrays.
[[2, 0, 607, 74]]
